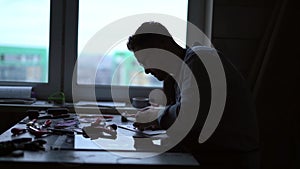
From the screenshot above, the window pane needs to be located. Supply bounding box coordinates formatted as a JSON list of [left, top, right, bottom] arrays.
[[0, 0, 50, 83], [78, 0, 188, 87]]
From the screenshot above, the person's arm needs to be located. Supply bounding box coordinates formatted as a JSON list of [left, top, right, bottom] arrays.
[[158, 103, 180, 129], [158, 51, 204, 130]]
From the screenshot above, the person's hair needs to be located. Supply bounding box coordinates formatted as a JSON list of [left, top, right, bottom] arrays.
[[127, 22, 178, 52], [127, 22, 179, 106]]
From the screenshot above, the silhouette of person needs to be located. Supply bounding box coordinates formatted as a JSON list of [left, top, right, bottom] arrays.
[[127, 21, 260, 169]]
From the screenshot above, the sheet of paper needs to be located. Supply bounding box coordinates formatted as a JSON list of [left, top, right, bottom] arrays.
[[74, 134, 136, 151], [74, 134, 102, 150]]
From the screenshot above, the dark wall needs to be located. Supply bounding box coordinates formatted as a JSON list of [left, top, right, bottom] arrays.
[[212, 0, 299, 169], [212, 0, 276, 78]]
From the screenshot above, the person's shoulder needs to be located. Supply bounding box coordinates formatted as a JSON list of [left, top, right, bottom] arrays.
[[185, 45, 218, 61], [190, 46, 218, 55]]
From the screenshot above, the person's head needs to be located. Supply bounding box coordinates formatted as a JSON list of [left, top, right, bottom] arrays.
[[127, 22, 183, 81]]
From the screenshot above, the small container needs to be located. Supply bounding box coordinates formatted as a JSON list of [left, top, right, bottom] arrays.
[[131, 97, 150, 108]]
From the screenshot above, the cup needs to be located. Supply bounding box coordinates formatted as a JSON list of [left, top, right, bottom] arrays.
[[131, 97, 150, 108]]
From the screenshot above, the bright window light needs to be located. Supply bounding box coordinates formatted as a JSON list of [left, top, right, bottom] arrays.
[[0, 0, 50, 83], [78, 0, 188, 87]]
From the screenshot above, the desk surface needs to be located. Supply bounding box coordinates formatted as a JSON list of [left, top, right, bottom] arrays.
[[0, 113, 199, 168]]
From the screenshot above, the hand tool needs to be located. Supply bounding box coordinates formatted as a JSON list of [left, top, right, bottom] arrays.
[[41, 119, 52, 128], [11, 128, 27, 135]]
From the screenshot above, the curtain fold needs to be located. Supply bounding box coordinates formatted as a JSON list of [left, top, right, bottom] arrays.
[[247, 0, 288, 99]]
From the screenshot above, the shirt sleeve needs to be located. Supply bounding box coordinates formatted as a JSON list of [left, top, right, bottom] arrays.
[[158, 103, 180, 129], [158, 49, 204, 130]]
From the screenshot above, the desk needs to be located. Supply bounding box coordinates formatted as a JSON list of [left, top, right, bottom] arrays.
[[0, 112, 199, 169]]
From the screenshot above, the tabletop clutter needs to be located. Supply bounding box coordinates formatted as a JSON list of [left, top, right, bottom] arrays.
[[0, 108, 120, 156]]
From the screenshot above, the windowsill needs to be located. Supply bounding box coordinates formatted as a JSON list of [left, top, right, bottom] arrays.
[[0, 100, 56, 108], [0, 100, 139, 115], [0, 100, 165, 115]]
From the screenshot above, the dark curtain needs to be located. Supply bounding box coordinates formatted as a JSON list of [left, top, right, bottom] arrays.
[[247, 0, 300, 168]]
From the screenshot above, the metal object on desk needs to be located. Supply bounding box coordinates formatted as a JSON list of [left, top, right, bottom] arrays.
[[37, 112, 71, 119], [27, 126, 49, 137], [54, 119, 78, 128], [48, 128, 75, 135], [26, 119, 37, 127], [131, 97, 150, 108], [41, 119, 52, 128], [26, 110, 39, 120], [27, 126, 76, 137], [11, 128, 27, 136], [0, 138, 46, 156], [47, 107, 69, 116], [50, 135, 73, 150]]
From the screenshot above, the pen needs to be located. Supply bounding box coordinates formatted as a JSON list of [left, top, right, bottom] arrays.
[[138, 107, 150, 112], [79, 115, 113, 119]]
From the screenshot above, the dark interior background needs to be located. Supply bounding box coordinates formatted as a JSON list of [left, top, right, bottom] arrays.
[[212, 0, 299, 168], [0, 0, 299, 169]]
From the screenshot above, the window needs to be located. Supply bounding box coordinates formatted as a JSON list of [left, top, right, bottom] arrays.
[[0, 0, 50, 83], [68, 0, 189, 101], [0, 0, 212, 102], [77, 0, 188, 87], [0, 0, 63, 99]]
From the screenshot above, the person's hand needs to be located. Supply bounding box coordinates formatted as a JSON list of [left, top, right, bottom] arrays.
[[133, 106, 161, 131]]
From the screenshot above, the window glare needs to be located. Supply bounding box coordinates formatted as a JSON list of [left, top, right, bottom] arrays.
[[0, 0, 50, 83], [78, 0, 188, 87]]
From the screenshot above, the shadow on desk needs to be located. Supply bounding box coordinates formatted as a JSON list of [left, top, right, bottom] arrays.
[[0, 110, 27, 134]]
